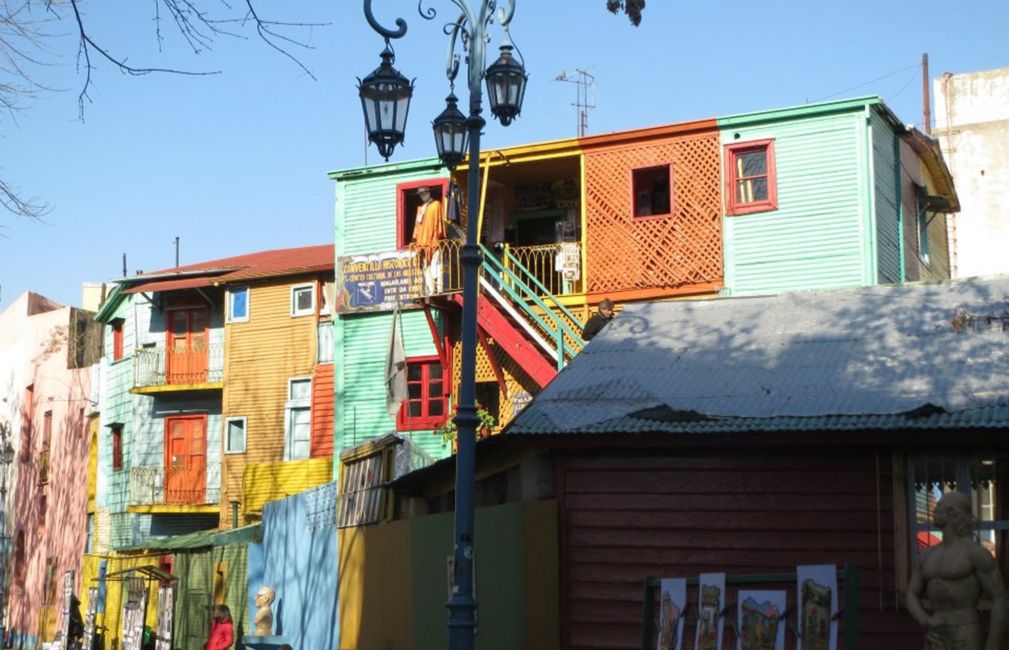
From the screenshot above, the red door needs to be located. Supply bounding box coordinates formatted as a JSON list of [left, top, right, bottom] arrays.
[[165, 415, 207, 504], [166, 308, 209, 384]]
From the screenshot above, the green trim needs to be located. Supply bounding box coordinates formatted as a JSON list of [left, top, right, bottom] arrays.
[[94, 285, 127, 322], [862, 105, 878, 284], [895, 132, 905, 282], [326, 156, 445, 181], [718, 95, 882, 129]]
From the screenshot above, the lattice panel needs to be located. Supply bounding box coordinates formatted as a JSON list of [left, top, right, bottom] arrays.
[[584, 133, 723, 293], [451, 337, 541, 429]]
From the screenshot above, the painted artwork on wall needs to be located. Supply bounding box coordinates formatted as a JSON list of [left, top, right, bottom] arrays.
[[797, 565, 838, 650], [657, 578, 687, 650], [737, 590, 786, 650], [156, 585, 175, 650], [695, 572, 726, 650]]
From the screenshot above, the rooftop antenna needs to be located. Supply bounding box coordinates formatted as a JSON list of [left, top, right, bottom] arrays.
[[174, 236, 180, 268], [122, 253, 127, 278], [555, 68, 596, 137]]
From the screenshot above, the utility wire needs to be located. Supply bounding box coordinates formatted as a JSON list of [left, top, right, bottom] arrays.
[[815, 62, 920, 102]]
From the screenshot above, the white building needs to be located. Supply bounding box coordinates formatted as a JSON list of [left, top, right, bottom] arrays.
[[933, 66, 1009, 278]]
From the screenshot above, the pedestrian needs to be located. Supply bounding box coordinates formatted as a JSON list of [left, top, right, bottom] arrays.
[[582, 298, 615, 341], [204, 604, 234, 650]]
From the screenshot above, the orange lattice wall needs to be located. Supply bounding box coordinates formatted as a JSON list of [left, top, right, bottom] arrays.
[[583, 130, 723, 294]]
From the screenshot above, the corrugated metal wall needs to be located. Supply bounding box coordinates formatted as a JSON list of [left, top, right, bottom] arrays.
[[222, 277, 324, 526], [333, 161, 450, 462], [338, 310, 444, 459], [557, 448, 916, 650], [872, 110, 902, 284], [242, 456, 333, 515], [722, 110, 872, 295]]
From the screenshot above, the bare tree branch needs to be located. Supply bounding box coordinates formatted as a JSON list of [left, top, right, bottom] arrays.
[[0, 0, 329, 218]]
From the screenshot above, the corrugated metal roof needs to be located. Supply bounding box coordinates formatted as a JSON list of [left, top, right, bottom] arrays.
[[118, 245, 333, 294], [508, 277, 1009, 435]]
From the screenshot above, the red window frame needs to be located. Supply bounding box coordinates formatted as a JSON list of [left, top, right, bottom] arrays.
[[111, 424, 123, 471], [395, 178, 450, 250], [111, 319, 124, 361], [630, 164, 674, 219], [396, 355, 448, 431], [725, 139, 778, 216]]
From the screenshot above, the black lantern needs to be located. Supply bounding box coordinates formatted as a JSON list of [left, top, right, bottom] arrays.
[[432, 93, 469, 169], [358, 43, 414, 161], [484, 44, 527, 126]]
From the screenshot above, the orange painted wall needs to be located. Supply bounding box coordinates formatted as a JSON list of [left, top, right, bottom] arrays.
[[221, 275, 329, 527], [581, 124, 723, 296], [311, 362, 334, 458]]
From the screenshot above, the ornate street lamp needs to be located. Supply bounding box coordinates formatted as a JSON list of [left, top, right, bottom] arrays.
[[484, 43, 528, 126], [359, 2, 525, 649], [432, 93, 468, 169], [357, 43, 414, 161]]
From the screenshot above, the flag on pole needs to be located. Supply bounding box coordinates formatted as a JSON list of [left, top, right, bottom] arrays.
[[386, 306, 408, 418]]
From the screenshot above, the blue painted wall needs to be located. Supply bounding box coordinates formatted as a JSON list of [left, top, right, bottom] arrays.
[[249, 483, 339, 649]]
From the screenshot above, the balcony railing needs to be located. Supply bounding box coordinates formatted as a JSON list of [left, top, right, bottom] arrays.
[[128, 463, 221, 506], [133, 342, 224, 389]]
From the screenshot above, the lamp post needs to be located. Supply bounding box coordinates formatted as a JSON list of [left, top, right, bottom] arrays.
[[359, 3, 527, 649], [0, 421, 14, 641]]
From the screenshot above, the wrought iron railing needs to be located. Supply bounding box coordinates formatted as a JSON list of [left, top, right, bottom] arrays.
[[480, 244, 584, 368], [128, 463, 220, 505], [505, 242, 584, 297], [133, 342, 224, 388]]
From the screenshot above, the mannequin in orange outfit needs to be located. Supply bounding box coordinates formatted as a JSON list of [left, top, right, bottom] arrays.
[[412, 186, 445, 294]]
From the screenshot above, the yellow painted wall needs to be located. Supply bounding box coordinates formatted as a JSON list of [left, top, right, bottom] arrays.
[[242, 456, 333, 516], [338, 519, 413, 650], [80, 554, 162, 650], [221, 276, 322, 526], [338, 500, 558, 649]]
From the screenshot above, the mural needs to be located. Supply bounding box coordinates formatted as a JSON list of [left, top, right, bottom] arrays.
[[797, 565, 838, 650], [656, 578, 686, 650], [737, 591, 785, 650], [695, 573, 725, 650]]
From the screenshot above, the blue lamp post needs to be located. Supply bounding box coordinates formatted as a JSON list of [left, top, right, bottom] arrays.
[[359, 2, 527, 649]]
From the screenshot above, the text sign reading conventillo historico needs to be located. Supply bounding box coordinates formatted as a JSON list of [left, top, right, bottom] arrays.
[[336, 250, 425, 314]]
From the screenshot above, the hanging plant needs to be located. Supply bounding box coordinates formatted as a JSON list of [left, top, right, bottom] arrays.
[[437, 402, 497, 446]]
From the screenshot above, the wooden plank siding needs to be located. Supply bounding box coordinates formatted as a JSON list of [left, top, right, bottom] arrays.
[[221, 275, 331, 527], [312, 361, 334, 457], [872, 110, 903, 284], [556, 447, 917, 650], [721, 109, 872, 295]]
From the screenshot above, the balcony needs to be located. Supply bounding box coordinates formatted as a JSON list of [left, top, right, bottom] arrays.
[[127, 463, 221, 514], [132, 342, 224, 393]]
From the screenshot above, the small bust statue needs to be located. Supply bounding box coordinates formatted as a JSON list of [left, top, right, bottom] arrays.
[[253, 586, 276, 637], [906, 492, 1008, 650]]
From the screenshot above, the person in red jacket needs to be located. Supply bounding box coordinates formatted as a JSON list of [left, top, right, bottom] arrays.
[[205, 605, 235, 650]]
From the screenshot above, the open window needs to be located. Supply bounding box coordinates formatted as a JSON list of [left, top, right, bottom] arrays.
[[396, 178, 449, 249], [725, 139, 778, 216], [632, 164, 673, 218]]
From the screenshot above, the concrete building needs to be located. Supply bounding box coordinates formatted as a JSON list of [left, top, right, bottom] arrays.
[[934, 66, 1009, 278]]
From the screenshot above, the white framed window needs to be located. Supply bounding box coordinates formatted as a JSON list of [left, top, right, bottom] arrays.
[[227, 287, 250, 323], [225, 417, 247, 454], [291, 284, 315, 317], [285, 378, 312, 460]]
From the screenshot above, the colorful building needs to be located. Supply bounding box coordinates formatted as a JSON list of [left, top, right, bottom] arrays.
[[328, 96, 959, 463], [0, 291, 100, 648]]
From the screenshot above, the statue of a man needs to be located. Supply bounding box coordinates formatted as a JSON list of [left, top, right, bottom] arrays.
[[253, 586, 276, 637], [906, 491, 1008, 650]]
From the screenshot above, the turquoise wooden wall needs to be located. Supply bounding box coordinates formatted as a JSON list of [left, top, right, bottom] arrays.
[[720, 100, 876, 296], [99, 291, 225, 549], [871, 109, 903, 284], [331, 158, 450, 461]]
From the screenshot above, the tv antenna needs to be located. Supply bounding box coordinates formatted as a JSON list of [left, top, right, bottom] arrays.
[[555, 68, 596, 137]]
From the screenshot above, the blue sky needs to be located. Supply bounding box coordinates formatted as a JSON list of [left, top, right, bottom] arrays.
[[2, 0, 1007, 308]]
